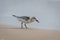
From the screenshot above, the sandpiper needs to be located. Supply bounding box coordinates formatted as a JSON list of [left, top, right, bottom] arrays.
[[12, 15, 39, 29]]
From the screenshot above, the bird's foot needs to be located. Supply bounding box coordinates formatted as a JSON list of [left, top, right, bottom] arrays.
[[25, 27, 29, 29]]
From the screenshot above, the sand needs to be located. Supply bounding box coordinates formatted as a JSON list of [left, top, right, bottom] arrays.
[[0, 24, 60, 40]]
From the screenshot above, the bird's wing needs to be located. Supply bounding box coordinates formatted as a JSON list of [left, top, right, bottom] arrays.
[[17, 16, 30, 21]]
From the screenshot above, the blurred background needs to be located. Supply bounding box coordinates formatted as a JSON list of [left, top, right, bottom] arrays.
[[0, 0, 60, 30]]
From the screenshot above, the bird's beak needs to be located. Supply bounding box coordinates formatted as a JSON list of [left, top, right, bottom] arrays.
[[36, 20, 39, 23]]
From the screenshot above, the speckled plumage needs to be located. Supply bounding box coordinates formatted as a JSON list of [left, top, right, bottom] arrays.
[[12, 15, 39, 29]]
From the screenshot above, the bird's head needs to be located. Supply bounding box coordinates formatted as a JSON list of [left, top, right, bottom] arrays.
[[31, 17, 39, 23]]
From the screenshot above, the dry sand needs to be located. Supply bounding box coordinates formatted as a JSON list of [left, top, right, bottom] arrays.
[[0, 24, 60, 40]]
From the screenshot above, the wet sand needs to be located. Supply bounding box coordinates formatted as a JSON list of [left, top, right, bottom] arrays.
[[0, 24, 60, 40]]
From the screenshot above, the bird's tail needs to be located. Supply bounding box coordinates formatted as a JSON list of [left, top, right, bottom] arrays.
[[12, 15, 18, 17]]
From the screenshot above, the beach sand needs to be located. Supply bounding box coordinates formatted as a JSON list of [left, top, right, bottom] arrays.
[[0, 24, 60, 40]]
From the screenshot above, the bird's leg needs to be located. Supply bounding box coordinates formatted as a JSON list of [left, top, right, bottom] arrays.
[[24, 23, 28, 29], [21, 22, 23, 29]]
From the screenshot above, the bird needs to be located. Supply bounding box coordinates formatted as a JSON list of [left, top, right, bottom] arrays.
[[12, 15, 39, 29]]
